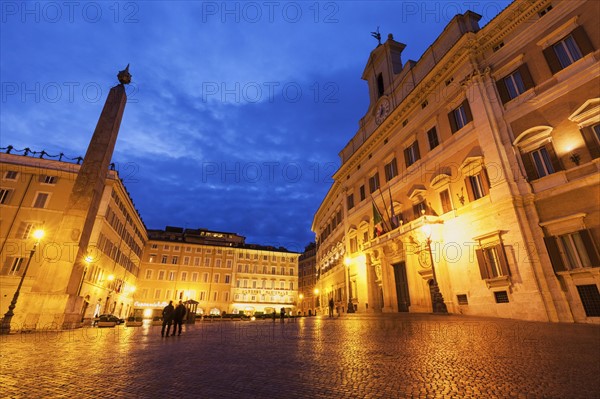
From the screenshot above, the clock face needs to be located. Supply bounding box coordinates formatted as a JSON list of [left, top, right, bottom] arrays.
[[375, 99, 390, 125]]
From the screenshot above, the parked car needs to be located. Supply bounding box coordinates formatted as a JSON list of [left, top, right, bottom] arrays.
[[97, 314, 125, 324]]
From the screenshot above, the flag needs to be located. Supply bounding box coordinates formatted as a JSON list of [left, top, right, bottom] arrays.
[[388, 186, 398, 229], [372, 202, 384, 237]]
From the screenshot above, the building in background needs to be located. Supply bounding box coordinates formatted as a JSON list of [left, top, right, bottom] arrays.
[[135, 226, 299, 318], [298, 242, 318, 316], [312, 0, 599, 322]]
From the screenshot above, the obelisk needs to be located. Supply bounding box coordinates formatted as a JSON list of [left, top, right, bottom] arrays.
[[32, 66, 131, 328]]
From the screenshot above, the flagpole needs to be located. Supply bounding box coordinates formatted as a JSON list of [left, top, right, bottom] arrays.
[[371, 196, 390, 233], [388, 186, 397, 229], [378, 189, 393, 232]]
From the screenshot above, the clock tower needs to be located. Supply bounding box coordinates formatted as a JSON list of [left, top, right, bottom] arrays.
[[361, 34, 406, 127]]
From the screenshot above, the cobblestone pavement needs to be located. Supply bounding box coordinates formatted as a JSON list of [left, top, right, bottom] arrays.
[[1, 313, 599, 399]]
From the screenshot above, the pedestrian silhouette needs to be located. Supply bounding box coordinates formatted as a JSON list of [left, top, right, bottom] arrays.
[[280, 307, 285, 323], [328, 298, 334, 317], [161, 300, 174, 337], [172, 300, 187, 336]]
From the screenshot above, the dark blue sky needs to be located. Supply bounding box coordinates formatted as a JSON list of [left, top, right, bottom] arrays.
[[1, 1, 510, 251]]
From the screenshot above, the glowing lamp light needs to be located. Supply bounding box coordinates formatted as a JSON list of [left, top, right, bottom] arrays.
[[299, 294, 304, 300], [32, 229, 45, 241], [107, 274, 115, 282], [343, 256, 352, 267], [421, 223, 432, 240], [314, 288, 319, 295], [84, 255, 94, 263], [143, 308, 153, 318], [129, 286, 136, 294]]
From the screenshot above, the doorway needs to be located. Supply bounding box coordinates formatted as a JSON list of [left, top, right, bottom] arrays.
[[392, 262, 410, 312]]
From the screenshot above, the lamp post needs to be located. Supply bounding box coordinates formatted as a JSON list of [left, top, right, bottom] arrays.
[[421, 219, 448, 314], [343, 257, 355, 313], [1, 228, 45, 335]]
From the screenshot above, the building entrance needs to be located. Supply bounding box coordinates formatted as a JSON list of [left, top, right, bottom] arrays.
[[392, 262, 410, 312]]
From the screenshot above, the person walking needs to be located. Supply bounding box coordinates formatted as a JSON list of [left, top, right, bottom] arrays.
[[328, 298, 334, 318], [172, 301, 187, 336], [280, 307, 285, 323], [161, 300, 175, 337]]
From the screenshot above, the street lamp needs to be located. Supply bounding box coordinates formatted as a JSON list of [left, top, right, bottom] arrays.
[[422, 218, 448, 314], [344, 257, 355, 313], [1, 228, 45, 335]]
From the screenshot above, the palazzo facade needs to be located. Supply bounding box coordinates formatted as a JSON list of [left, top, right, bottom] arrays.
[[312, 0, 600, 323]]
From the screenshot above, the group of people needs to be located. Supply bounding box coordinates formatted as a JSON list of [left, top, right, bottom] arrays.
[[161, 300, 187, 337]]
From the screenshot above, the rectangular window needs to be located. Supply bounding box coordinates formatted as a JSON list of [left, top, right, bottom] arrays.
[[32, 192, 49, 208], [553, 35, 583, 69], [0, 188, 13, 204], [531, 147, 555, 178], [5, 257, 25, 276], [4, 171, 18, 180], [203, 273, 209, 283], [204, 258, 211, 267], [576, 285, 600, 317], [359, 185, 366, 201], [465, 170, 490, 202], [427, 127, 439, 150], [448, 100, 473, 133], [183, 256, 190, 265], [223, 292, 229, 302], [191, 272, 198, 282], [440, 189, 452, 214], [226, 259, 232, 268], [476, 244, 510, 279], [368, 173, 380, 194], [151, 244, 158, 249], [504, 71, 526, 99], [149, 254, 156, 263], [213, 292, 218, 301], [194, 257, 200, 266], [199, 291, 206, 301], [154, 289, 161, 299], [544, 26, 594, 74], [145, 269, 152, 279], [158, 271, 165, 280], [412, 201, 426, 219], [161, 255, 168, 263], [225, 275, 230, 284], [215, 259, 221, 267], [172, 256, 178, 265], [168, 271, 176, 281], [496, 64, 535, 104], [17, 222, 35, 239], [214, 274, 220, 283], [494, 291, 510, 303], [384, 158, 398, 182], [181, 272, 187, 281], [39, 175, 58, 184], [468, 175, 486, 200], [404, 141, 420, 167], [347, 194, 354, 210]]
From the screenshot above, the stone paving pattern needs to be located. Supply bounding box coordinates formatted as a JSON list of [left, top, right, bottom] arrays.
[[0, 313, 599, 398]]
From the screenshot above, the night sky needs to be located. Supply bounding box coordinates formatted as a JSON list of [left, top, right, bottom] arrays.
[[1, 1, 510, 252]]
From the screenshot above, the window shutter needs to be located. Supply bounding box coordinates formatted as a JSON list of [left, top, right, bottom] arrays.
[[495, 244, 510, 276], [580, 127, 600, 159], [495, 78, 511, 104], [1, 257, 14, 275], [545, 143, 563, 171], [571, 25, 594, 56], [462, 99, 473, 123], [518, 63, 535, 91], [578, 229, 600, 266], [414, 141, 421, 161], [542, 46, 562, 74], [475, 249, 489, 279], [521, 150, 539, 180], [464, 177, 475, 202], [448, 110, 458, 133], [403, 148, 411, 168], [38, 175, 45, 183], [543, 236, 566, 272], [481, 168, 491, 195]]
